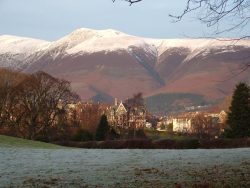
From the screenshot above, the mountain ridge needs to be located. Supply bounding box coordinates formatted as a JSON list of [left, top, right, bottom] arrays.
[[1, 28, 250, 110]]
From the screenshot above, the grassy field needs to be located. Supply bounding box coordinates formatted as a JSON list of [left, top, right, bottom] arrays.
[[0, 135, 63, 149], [0, 147, 249, 187], [0, 135, 249, 187]]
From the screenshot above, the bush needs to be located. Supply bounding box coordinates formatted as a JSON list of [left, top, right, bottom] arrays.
[[126, 129, 148, 139], [71, 129, 93, 142], [199, 138, 250, 148], [153, 138, 200, 149], [54, 138, 250, 149], [107, 128, 120, 140]]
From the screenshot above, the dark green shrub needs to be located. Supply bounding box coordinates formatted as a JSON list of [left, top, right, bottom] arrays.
[[225, 82, 250, 138], [72, 129, 93, 142], [95, 115, 109, 141]]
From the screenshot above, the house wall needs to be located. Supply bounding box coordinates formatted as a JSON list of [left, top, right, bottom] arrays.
[[173, 118, 192, 133]]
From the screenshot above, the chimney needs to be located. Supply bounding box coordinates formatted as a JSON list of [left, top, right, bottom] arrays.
[[115, 98, 118, 106]]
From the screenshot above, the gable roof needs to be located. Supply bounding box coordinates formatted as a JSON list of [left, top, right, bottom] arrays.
[[116, 102, 127, 113]]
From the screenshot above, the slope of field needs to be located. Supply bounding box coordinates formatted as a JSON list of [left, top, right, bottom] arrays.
[[0, 135, 63, 149]]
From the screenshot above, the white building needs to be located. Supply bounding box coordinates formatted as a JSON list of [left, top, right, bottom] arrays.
[[173, 118, 192, 133]]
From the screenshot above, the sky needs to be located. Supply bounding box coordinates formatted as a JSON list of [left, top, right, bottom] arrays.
[[0, 0, 249, 41]]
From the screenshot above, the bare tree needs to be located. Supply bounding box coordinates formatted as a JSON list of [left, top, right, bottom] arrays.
[[14, 71, 79, 140], [112, 0, 142, 6], [0, 69, 26, 129], [169, 0, 250, 36], [0, 69, 80, 140], [113, 0, 250, 35], [78, 103, 106, 134], [191, 113, 221, 138]]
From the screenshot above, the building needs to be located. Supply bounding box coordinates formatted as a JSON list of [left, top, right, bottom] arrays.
[[106, 99, 146, 129], [173, 117, 192, 133], [170, 110, 227, 134]]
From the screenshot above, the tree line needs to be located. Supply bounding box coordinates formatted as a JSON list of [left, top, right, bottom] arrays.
[[0, 69, 147, 142], [1, 68, 249, 144], [0, 69, 79, 141]]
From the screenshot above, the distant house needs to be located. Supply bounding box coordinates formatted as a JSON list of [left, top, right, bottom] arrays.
[[106, 99, 146, 129], [171, 110, 227, 135], [173, 117, 192, 133], [108, 101, 128, 127]]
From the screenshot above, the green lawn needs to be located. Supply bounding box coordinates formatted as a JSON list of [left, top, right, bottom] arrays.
[[0, 135, 64, 149]]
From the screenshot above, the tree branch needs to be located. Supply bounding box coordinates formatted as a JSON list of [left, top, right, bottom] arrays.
[[112, 0, 142, 6], [170, 0, 250, 34]]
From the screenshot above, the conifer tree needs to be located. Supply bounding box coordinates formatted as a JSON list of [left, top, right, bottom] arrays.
[[95, 115, 110, 141], [225, 82, 250, 138]]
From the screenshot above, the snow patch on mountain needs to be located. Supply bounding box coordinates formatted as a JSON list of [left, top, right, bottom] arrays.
[[0, 35, 49, 55], [148, 38, 250, 56], [1, 28, 250, 69], [0, 35, 50, 69], [62, 28, 153, 55]]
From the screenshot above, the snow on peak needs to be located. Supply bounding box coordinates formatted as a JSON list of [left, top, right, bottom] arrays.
[[70, 28, 127, 38], [56, 28, 128, 45], [57, 29, 250, 56], [0, 35, 49, 55], [148, 38, 250, 56], [56, 28, 151, 55], [47, 28, 133, 55], [1, 28, 250, 60]]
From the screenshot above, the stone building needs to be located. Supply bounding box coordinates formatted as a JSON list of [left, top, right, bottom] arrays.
[[106, 99, 146, 129]]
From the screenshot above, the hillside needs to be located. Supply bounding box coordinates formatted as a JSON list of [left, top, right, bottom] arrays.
[[1, 28, 250, 110], [145, 93, 209, 115]]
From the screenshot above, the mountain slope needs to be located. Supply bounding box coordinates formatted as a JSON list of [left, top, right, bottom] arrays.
[[0, 35, 49, 70], [0, 28, 250, 107]]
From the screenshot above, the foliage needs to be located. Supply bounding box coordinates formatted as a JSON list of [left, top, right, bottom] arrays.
[[0, 69, 26, 128], [72, 129, 93, 142], [95, 115, 110, 141], [78, 103, 105, 134], [125, 92, 144, 108], [191, 113, 221, 138], [0, 69, 80, 141], [107, 128, 120, 140], [225, 82, 250, 138]]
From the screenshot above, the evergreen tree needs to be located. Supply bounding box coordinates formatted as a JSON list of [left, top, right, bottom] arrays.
[[95, 115, 110, 141], [225, 82, 250, 138]]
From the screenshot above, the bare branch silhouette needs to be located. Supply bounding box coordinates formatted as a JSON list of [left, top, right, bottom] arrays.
[[169, 0, 250, 35], [112, 0, 142, 6]]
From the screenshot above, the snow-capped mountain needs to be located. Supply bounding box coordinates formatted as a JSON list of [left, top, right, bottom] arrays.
[[1, 28, 250, 103], [0, 35, 49, 69]]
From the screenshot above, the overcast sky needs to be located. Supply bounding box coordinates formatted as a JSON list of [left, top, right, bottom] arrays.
[[0, 0, 249, 41]]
